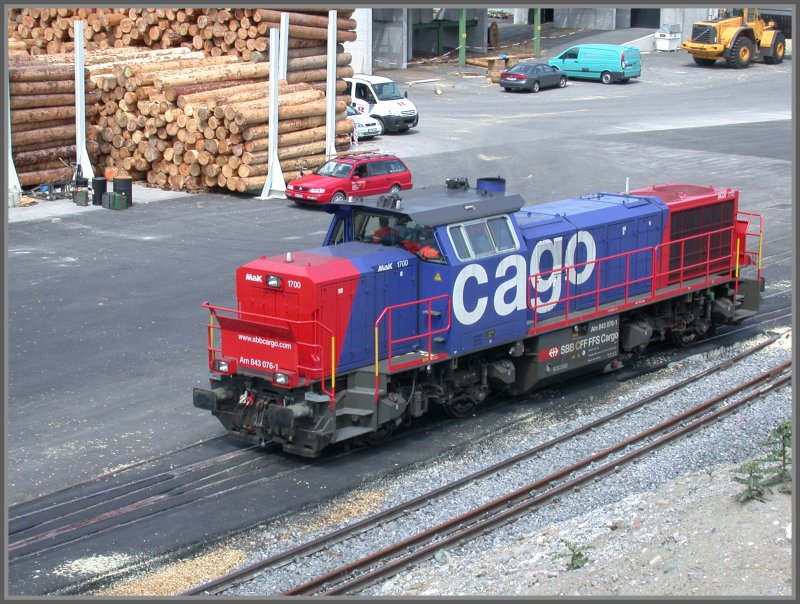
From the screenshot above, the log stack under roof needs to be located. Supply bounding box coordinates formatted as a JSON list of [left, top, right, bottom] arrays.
[[7, 7, 358, 194]]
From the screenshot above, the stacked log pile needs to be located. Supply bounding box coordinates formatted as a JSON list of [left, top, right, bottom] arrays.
[[7, 8, 356, 59], [7, 61, 100, 187], [7, 8, 358, 194]]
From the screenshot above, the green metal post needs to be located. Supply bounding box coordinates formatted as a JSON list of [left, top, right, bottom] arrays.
[[459, 9, 466, 66], [533, 8, 541, 58]]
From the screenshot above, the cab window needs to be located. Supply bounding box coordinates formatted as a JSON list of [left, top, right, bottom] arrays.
[[328, 217, 347, 244], [355, 83, 375, 103], [447, 216, 519, 261], [487, 216, 516, 251]]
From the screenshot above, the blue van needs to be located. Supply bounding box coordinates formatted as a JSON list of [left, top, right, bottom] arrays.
[[547, 44, 641, 84]]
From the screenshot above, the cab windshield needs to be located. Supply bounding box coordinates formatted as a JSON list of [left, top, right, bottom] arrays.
[[328, 210, 446, 263], [373, 82, 404, 101], [316, 160, 352, 178]]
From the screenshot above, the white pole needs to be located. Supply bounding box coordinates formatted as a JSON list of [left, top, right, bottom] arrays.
[[259, 27, 286, 199], [324, 10, 338, 157], [73, 20, 94, 180], [7, 84, 20, 191], [278, 12, 289, 80]]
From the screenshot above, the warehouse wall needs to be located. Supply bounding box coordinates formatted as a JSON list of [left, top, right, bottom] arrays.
[[344, 8, 373, 74], [373, 8, 408, 70]]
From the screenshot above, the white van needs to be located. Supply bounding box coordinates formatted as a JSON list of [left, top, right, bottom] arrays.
[[344, 74, 419, 133]]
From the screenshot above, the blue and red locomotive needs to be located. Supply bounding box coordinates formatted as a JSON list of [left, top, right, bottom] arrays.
[[194, 178, 764, 457]]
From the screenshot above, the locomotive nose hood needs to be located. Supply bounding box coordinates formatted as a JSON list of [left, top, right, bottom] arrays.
[[223, 242, 418, 386]]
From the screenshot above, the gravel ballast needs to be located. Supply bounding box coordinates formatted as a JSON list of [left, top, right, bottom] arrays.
[[101, 329, 793, 597], [217, 329, 793, 597]]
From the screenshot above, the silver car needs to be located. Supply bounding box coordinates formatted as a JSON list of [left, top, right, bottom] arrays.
[[346, 105, 383, 140]]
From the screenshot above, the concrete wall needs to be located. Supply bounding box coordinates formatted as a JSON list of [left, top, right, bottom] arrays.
[[344, 8, 372, 75], [372, 8, 409, 70], [660, 8, 716, 40], [554, 8, 617, 30], [615, 8, 631, 29]]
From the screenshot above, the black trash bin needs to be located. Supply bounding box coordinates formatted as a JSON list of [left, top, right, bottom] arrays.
[[91, 177, 107, 206], [113, 177, 133, 207]]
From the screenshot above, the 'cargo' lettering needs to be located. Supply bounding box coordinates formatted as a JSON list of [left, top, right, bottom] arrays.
[[453, 231, 597, 325]]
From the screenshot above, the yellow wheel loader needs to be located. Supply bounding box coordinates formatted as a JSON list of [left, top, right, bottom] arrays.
[[681, 8, 786, 68]]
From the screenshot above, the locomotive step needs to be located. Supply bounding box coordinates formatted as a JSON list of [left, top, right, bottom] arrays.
[[335, 405, 374, 417], [345, 386, 385, 397], [333, 425, 375, 442]]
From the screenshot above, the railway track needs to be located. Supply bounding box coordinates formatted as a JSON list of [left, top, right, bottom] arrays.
[[292, 361, 790, 596], [8, 443, 269, 561], [181, 334, 790, 596]]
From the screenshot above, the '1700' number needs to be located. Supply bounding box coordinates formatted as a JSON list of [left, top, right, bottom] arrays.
[[239, 356, 278, 370]]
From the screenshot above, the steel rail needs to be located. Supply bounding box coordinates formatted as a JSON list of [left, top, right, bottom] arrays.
[[8, 446, 264, 559], [289, 361, 790, 595], [180, 334, 785, 596]]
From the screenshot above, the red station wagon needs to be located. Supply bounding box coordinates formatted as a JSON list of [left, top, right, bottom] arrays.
[[286, 153, 413, 205]]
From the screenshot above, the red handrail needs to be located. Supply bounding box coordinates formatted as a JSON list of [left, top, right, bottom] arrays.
[[373, 294, 452, 398], [527, 217, 762, 331]]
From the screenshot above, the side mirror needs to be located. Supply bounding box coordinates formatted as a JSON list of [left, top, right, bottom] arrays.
[[404, 91, 408, 98]]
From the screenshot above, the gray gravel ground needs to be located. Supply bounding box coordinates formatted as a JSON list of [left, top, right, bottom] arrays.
[[211, 328, 792, 598]]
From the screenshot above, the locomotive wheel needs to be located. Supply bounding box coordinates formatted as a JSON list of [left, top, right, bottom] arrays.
[[727, 37, 754, 68], [764, 32, 786, 64], [670, 329, 699, 348], [362, 423, 394, 445], [444, 399, 477, 418]]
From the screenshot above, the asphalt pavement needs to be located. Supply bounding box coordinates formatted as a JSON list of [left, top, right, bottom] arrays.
[[5, 25, 793, 507], [4, 25, 792, 596]]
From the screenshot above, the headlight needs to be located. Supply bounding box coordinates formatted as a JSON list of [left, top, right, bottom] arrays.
[[309, 188, 326, 193], [267, 275, 282, 288], [273, 372, 290, 385], [213, 359, 235, 373]]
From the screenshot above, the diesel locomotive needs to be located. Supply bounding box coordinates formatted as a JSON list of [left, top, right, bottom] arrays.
[[193, 179, 764, 457]]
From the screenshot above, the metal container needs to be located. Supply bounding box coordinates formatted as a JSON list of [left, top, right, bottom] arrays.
[[74, 189, 89, 206], [476, 177, 506, 194], [92, 177, 107, 206], [8, 187, 21, 208], [113, 177, 133, 207]]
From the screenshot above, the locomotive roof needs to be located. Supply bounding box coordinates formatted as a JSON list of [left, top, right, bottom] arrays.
[[325, 186, 526, 226]]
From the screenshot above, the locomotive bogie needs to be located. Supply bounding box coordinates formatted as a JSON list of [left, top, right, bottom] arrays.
[[196, 181, 764, 457]]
